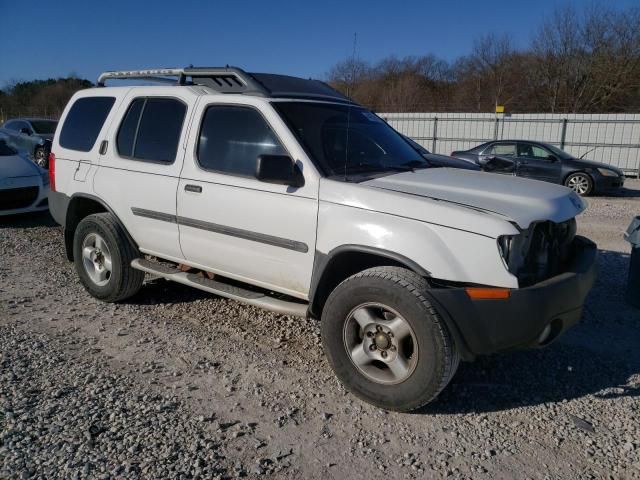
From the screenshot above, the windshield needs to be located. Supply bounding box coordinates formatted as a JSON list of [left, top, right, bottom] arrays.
[[273, 102, 428, 179], [543, 143, 573, 160], [0, 139, 17, 156], [30, 120, 58, 134]]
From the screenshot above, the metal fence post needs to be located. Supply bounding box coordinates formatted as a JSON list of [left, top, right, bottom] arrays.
[[432, 117, 438, 153], [493, 117, 499, 140], [560, 118, 568, 149]]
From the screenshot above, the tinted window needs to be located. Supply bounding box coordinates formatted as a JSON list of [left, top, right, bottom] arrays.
[[489, 143, 516, 156], [273, 102, 426, 178], [30, 120, 58, 134], [127, 98, 186, 163], [197, 106, 286, 176], [518, 143, 551, 159], [116, 98, 145, 157], [60, 97, 115, 151], [4, 122, 19, 131]]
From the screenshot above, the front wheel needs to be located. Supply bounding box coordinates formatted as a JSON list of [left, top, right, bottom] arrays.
[[73, 213, 144, 302], [34, 146, 48, 168], [321, 266, 459, 412], [565, 172, 593, 196]]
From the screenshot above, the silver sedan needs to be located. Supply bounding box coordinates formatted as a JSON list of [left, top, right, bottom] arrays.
[[0, 135, 50, 216]]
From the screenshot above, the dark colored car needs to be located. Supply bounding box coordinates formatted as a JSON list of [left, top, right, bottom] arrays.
[[0, 118, 58, 169], [451, 140, 625, 196], [403, 136, 480, 171]]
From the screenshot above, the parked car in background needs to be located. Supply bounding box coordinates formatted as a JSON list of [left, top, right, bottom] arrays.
[[451, 140, 625, 196], [403, 136, 480, 171], [0, 134, 50, 216], [1, 118, 58, 168]]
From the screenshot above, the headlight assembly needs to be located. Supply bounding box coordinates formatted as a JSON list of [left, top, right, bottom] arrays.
[[597, 168, 618, 177]]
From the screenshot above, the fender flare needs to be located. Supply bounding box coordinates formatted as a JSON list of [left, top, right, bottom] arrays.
[[308, 244, 474, 360], [63, 193, 138, 260]]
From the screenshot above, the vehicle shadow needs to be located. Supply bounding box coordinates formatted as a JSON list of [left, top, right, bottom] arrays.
[[420, 249, 640, 415], [0, 211, 57, 229], [127, 278, 212, 305], [600, 181, 640, 198]]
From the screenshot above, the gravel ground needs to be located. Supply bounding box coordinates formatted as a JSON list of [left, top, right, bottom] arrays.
[[1, 180, 640, 479]]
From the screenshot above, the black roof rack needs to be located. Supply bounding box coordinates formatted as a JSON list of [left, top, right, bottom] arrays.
[[96, 66, 354, 104]]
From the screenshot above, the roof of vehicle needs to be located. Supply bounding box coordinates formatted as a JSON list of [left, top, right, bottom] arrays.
[[4, 118, 57, 123], [97, 66, 355, 105]]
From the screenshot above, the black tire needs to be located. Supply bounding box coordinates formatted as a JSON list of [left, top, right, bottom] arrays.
[[73, 213, 144, 302], [34, 146, 48, 168], [321, 266, 459, 412], [564, 172, 593, 196]]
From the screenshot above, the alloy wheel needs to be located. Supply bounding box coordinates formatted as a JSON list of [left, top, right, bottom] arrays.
[[567, 174, 590, 195], [343, 303, 418, 385], [81, 233, 113, 286]]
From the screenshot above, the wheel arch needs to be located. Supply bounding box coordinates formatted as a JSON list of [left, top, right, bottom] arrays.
[[64, 194, 136, 261], [309, 245, 474, 361], [308, 245, 430, 320]]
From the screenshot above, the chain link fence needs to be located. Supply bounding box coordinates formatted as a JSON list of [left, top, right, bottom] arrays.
[[380, 112, 640, 177]]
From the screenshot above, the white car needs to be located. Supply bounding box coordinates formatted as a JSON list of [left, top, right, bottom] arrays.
[[0, 135, 50, 216], [48, 67, 597, 411]]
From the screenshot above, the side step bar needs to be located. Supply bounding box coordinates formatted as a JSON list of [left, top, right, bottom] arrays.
[[131, 259, 308, 318]]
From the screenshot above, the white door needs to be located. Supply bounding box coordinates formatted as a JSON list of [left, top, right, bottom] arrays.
[[93, 88, 197, 259], [177, 98, 319, 299]]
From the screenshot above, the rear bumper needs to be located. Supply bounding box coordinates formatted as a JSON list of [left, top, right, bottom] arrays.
[[428, 236, 597, 357], [48, 190, 69, 226]]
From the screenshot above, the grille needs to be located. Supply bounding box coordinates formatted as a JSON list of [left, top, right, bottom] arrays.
[[0, 186, 39, 211]]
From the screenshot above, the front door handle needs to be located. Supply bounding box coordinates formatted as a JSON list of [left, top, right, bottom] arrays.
[[184, 184, 202, 193]]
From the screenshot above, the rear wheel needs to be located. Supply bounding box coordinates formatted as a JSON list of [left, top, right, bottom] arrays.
[[565, 172, 593, 196], [73, 213, 144, 302], [321, 266, 459, 412]]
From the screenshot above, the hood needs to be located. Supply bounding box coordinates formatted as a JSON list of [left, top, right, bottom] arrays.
[[569, 157, 624, 176], [363, 168, 586, 229], [0, 153, 40, 178]]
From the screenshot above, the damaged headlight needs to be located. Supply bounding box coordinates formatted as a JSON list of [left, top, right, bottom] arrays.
[[497, 235, 514, 267]]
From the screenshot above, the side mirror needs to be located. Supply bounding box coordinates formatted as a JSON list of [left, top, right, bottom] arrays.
[[547, 154, 558, 162], [255, 154, 304, 188], [20, 128, 32, 136]]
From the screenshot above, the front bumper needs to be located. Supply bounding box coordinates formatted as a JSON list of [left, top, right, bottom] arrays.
[[594, 174, 624, 191], [428, 236, 597, 357], [0, 177, 49, 216]]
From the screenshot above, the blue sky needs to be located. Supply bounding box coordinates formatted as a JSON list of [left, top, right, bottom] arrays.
[[1, 0, 637, 88]]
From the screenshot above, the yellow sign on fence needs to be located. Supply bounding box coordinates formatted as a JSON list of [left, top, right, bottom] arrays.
[[495, 105, 505, 113]]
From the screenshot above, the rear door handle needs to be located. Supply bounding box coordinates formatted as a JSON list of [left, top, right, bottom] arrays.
[[184, 184, 202, 193]]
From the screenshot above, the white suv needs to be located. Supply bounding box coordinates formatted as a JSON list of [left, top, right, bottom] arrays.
[[49, 67, 597, 411]]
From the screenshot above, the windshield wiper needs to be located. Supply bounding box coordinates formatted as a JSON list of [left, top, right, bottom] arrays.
[[400, 159, 431, 170]]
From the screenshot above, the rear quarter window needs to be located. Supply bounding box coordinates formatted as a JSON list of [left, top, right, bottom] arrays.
[[59, 97, 115, 152]]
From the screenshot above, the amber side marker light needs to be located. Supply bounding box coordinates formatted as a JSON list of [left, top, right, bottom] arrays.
[[465, 287, 511, 300]]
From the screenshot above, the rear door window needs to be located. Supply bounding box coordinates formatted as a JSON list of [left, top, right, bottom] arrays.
[[116, 98, 186, 163], [59, 97, 115, 151], [488, 143, 516, 156]]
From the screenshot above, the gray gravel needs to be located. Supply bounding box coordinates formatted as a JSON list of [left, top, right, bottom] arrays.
[[1, 180, 640, 479]]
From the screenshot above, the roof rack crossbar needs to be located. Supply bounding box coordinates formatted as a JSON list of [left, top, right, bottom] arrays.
[[97, 66, 269, 96]]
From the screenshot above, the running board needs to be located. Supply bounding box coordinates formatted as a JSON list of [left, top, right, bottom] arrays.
[[131, 259, 308, 317]]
